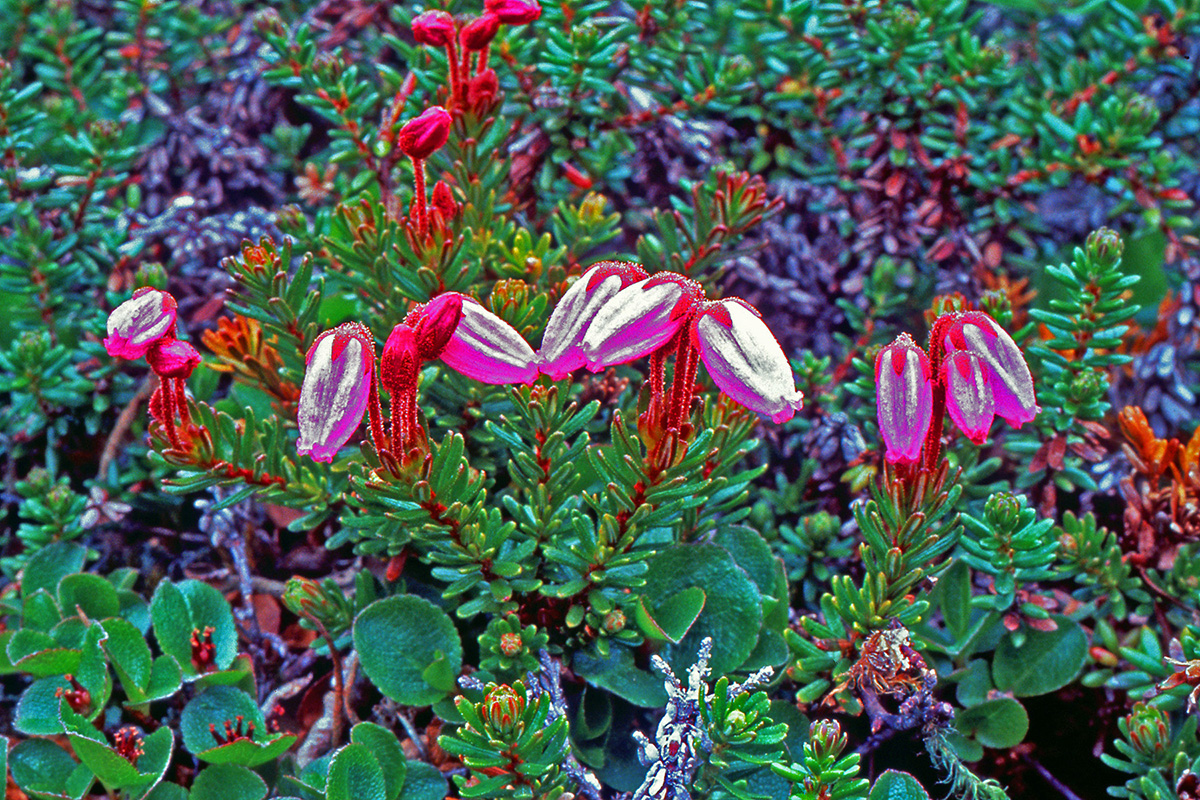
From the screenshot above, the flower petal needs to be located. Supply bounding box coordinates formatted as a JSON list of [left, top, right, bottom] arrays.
[[439, 296, 538, 384], [874, 333, 933, 463], [943, 350, 995, 445], [296, 323, 375, 462], [693, 299, 803, 423], [539, 261, 647, 379], [581, 272, 701, 371]]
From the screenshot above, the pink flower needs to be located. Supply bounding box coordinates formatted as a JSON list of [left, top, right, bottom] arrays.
[[484, 0, 541, 24], [581, 272, 703, 371], [412, 10, 455, 46], [147, 339, 201, 378], [296, 323, 376, 463], [438, 295, 538, 384], [460, 12, 500, 50], [691, 299, 803, 423], [874, 333, 933, 464], [104, 287, 177, 360], [398, 106, 452, 161], [539, 261, 648, 380], [940, 311, 1037, 428], [943, 350, 995, 445]]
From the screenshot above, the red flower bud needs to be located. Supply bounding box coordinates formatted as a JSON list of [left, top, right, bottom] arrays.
[[430, 180, 459, 220], [147, 338, 201, 378], [381, 323, 420, 398], [409, 292, 465, 360], [411, 10, 455, 47], [485, 0, 541, 24], [460, 12, 500, 51], [467, 68, 498, 106], [398, 106, 452, 161]]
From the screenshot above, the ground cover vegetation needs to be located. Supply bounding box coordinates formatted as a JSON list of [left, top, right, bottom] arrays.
[[2, 0, 1200, 798]]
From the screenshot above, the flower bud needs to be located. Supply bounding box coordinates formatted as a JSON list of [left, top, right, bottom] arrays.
[[467, 68, 499, 107], [692, 298, 803, 423], [581, 272, 703, 371], [147, 338, 201, 378], [941, 311, 1037, 428], [104, 287, 178, 360], [411, 10, 455, 47], [380, 323, 419, 397], [943, 350, 994, 445], [539, 261, 648, 379], [410, 292, 465, 360], [874, 333, 932, 464], [430, 180, 459, 220], [482, 683, 525, 737], [484, 0, 541, 24], [397, 106, 452, 161], [438, 295, 538, 384], [296, 323, 376, 462], [460, 12, 500, 50]]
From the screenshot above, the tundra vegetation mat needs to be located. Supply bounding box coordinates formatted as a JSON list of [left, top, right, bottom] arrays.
[[2, 1, 1200, 799]]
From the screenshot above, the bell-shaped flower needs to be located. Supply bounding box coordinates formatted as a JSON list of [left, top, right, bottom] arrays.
[[460, 12, 500, 50], [484, 0, 541, 24], [691, 299, 803, 423], [941, 311, 1037, 428], [875, 333, 933, 464], [104, 287, 177, 360], [296, 323, 376, 463], [398, 106, 452, 161], [943, 350, 995, 445], [147, 338, 201, 378], [438, 295, 538, 384], [539, 261, 648, 380], [411, 10, 455, 46], [581, 272, 703, 372]]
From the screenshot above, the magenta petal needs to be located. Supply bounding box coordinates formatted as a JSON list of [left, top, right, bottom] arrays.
[[439, 298, 538, 384], [960, 315, 1038, 427], [105, 288, 177, 360], [943, 351, 994, 445], [875, 334, 933, 464], [694, 299, 803, 422], [539, 262, 644, 379], [581, 276, 695, 370], [296, 325, 374, 462]]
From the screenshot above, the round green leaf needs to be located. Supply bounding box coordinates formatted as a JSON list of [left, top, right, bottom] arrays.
[[190, 764, 267, 800], [869, 770, 932, 800], [23, 542, 86, 599], [398, 760, 448, 800], [351, 722, 407, 800], [712, 525, 781, 598], [955, 698, 1029, 749], [328, 743, 388, 800], [16, 676, 72, 735], [640, 544, 763, 675], [101, 618, 152, 695], [354, 596, 462, 706], [992, 616, 1087, 697], [151, 580, 237, 680], [9, 738, 92, 800], [58, 574, 120, 620], [180, 685, 263, 757]]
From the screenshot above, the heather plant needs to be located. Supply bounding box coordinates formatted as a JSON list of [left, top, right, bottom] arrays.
[[2, 1, 1200, 800]]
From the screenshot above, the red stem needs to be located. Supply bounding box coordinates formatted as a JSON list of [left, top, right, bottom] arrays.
[[410, 156, 427, 236], [666, 335, 700, 431], [368, 375, 387, 454], [160, 379, 182, 450], [445, 40, 462, 107], [476, 43, 490, 74], [922, 317, 952, 471], [173, 377, 191, 430]]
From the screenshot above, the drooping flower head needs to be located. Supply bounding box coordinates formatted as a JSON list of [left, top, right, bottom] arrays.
[[484, 0, 541, 24], [460, 12, 501, 50], [539, 261, 648, 380], [407, 292, 465, 361], [147, 338, 201, 379], [875, 333, 933, 464], [942, 350, 994, 445], [104, 287, 178, 360], [411, 10, 456, 46], [397, 106, 452, 161], [691, 299, 803, 423], [436, 294, 538, 384], [581, 272, 703, 372], [938, 310, 1037, 428], [296, 323, 376, 463]]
